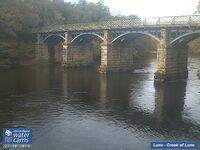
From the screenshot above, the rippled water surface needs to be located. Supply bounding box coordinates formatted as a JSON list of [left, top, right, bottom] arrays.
[[0, 56, 200, 150]]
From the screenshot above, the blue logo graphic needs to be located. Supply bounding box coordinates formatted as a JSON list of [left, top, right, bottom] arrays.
[[2, 128, 32, 148], [5, 130, 12, 137]]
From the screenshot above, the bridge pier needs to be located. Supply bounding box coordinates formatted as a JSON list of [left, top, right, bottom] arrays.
[[99, 44, 134, 73], [155, 29, 188, 82], [99, 30, 134, 73], [62, 44, 94, 67], [99, 43, 121, 73]]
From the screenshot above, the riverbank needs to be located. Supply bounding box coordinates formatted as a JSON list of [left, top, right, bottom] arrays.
[[0, 40, 35, 70]]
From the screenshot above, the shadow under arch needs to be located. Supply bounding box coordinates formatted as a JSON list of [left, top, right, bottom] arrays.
[[170, 31, 200, 48], [43, 34, 65, 63], [109, 31, 159, 71], [111, 32, 160, 44], [69, 33, 104, 67], [71, 33, 104, 44], [43, 34, 65, 43]]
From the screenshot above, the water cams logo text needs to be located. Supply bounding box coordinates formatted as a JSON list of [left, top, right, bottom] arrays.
[[2, 128, 32, 148]]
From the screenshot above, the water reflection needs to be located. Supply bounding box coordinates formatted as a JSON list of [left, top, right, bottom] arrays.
[[61, 68, 132, 112], [0, 57, 200, 149], [154, 82, 186, 128], [60, 68, 198, 138]]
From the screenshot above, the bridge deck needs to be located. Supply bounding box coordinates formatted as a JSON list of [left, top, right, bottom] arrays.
[[34, 15, 200, 33]]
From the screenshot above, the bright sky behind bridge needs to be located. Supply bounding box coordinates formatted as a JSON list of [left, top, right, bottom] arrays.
[[65, 0, 199, 18]]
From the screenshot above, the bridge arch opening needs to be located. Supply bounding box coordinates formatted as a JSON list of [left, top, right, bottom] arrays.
[[69, 33, 104, 68], [170, 31, 200, 48], [111, 32, 159, 70], [112, 32, 160, 44], [43, 34, 65, 64]]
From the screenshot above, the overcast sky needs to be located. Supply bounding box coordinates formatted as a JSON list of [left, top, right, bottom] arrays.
[[65, 0, 199, 18]]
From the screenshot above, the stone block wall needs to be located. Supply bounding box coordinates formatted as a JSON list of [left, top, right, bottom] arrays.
[[54, 43, 63, 63], [99, 44, 134, 73], [35, 43, 49, 63], [62, 44, 94, 67], [155, 45, 188, 81]]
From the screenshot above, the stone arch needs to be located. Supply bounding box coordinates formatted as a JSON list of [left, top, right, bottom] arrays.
[[71, 33, 104, 43], [170, 31, 200, 47], [111, 32, 160, 44]]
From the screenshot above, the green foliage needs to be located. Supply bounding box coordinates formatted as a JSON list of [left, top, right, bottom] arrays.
[[0, 0, 113, 66], [0, 0, 141, 66], [195, 0, 200, 14], [60, 0, 111, 23], [0, 0, 113, 37]]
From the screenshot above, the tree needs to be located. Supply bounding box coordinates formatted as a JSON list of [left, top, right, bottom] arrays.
[[195, 0, 200, 13], [0, 0, 23, 38]]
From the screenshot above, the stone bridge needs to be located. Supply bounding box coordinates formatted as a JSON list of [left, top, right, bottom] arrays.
[[34, 15, 200, 81]]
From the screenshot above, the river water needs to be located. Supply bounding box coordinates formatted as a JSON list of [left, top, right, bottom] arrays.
[[0, 56, 200, 150]]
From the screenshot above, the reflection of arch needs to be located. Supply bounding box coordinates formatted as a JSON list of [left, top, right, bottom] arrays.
[[170, 31, 200, 47], [71, 33, 104, 43], [111, 32, 160, 44], [43, 34, 65, 43]]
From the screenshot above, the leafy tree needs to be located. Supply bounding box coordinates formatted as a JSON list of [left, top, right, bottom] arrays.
[[0, 0, 23, 38], [195, 0, 200, 13], [0, 0, 119, 65]]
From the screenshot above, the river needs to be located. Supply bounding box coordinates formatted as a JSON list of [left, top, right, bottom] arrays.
[[0, 56, 200, 150]]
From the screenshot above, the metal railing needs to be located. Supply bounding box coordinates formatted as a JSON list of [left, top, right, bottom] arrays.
[[36, 15, 200, 32]]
